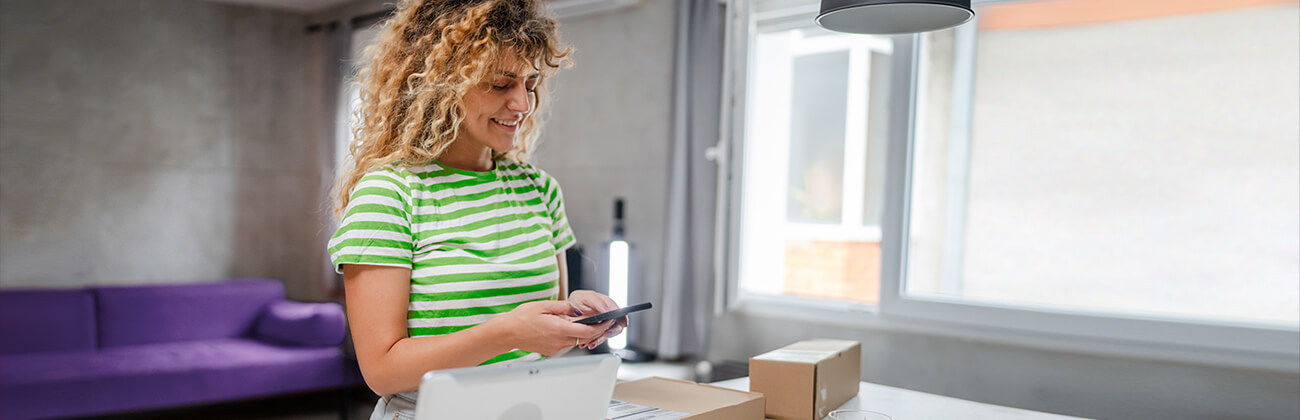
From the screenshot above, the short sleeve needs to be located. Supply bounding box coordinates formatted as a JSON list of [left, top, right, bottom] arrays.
[[327, 169, 414, 273], [541, 172, 577, 254]]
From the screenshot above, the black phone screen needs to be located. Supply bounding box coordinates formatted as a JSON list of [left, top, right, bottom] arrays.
[[572, 302, 653, 325]]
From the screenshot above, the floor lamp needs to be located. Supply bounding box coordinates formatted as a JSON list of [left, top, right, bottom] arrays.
[[603, 198, 655, 362]]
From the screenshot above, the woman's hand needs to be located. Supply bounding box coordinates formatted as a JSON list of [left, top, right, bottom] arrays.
[[567, 290, 628, 349], [483, 301, 606, 356]]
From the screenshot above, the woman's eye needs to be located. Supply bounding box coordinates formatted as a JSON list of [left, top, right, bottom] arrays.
[[491, 84, 510, 90]]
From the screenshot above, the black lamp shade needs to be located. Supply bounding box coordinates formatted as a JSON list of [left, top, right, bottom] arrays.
[[817, 0, 974, 35]]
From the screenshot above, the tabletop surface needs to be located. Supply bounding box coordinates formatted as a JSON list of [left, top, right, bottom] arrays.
[[709, 377, 1090, 420]]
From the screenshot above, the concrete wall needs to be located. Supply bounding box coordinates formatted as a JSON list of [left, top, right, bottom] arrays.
[[0, 0, 331, 301]]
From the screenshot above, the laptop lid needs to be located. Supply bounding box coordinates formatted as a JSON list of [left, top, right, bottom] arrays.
[[415, 354, 621, 420]]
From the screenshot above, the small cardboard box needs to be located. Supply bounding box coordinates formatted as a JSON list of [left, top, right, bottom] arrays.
[[749, 339, 861, 420], [607, 377, 765, 420]]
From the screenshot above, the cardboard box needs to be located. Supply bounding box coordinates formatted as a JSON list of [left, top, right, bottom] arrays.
[[749, 339, 861, 420], [607, 377, 765, 420]]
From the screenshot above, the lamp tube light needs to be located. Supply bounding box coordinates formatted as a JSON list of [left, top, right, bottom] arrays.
[[607, 239, 629, 350]]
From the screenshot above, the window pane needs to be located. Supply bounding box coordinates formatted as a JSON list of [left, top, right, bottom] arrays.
[[863, 51, 891, 228], [738, 22, 891, 304], [787, 51, 848, 224], [907, 3, 1300, 327]]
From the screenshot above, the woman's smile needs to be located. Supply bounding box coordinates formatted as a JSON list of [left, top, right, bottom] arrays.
[[491, 117, 520, 133]]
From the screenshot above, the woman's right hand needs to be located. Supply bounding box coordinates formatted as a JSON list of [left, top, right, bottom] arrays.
[[483, 301, 607, 356]]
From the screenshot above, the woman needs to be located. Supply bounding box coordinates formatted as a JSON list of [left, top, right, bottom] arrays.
[[327, 0, 626, 417]]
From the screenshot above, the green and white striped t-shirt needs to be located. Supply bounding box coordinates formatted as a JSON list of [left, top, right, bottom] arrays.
[[328, 159, 576, 366]]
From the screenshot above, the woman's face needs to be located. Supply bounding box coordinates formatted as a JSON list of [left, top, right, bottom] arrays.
[[458, 54, 539, 155]]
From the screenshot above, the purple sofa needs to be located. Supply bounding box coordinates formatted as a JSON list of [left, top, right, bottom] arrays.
[[0, 279, 362, 420]]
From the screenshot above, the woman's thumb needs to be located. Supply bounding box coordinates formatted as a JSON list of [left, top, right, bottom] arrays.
[[532, 300, 575, 315]]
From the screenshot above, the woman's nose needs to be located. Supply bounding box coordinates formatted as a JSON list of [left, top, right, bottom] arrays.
[[506, 85, 531, 113]]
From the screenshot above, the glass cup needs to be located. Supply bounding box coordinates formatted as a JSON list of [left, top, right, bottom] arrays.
[[828, 409, 894, 420]]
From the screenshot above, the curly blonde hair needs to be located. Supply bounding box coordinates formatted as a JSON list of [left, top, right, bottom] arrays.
[[334, 0, 571, 217]]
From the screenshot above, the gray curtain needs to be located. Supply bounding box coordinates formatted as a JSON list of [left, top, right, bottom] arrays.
[[317, 20, 352, 298], [656, 0, 726, 360], [317, 12, 389, 298]]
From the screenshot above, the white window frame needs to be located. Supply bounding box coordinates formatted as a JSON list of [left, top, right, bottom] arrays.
[[737, 20, 889, 298], [781, 32, 889, 242], [718, 0, 1300, 373]]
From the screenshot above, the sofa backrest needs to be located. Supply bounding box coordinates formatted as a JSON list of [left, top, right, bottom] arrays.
[[94, 279, 284, 348], [0, 289, 97, 355]]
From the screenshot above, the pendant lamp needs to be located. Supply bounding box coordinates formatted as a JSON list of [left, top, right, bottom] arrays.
[[816, 0, 974, 35]]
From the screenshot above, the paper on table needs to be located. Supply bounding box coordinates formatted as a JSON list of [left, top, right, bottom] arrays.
[[607, 399, 690, 420]]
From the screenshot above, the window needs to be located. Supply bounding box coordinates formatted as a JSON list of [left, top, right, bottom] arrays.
[[735, 9, 892, 304], [724, 0, 1298, 368], [899, 0, 1299, 327]]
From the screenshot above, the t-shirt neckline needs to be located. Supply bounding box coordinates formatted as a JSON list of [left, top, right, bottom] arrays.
[[433, 159, 499, 180]]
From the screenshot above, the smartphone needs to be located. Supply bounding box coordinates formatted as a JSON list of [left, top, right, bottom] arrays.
[[572, 302, 653, 325]]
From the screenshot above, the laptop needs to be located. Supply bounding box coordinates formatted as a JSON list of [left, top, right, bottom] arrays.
[[414, 354, 621, 420]]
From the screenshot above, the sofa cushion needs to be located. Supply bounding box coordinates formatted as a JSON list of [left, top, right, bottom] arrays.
[[94, 279, 283, 347], [253, 301, 348, 347], [0, 338, 352, 419], [0, 289, 96, 355]]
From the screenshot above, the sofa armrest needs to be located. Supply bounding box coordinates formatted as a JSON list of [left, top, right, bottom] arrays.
[[253, 300, 347, 347]]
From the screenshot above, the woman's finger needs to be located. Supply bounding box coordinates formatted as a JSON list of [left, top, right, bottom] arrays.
[[531, 300, 579, 316], [556, 318, 605, 339], [586, 327, 609, 347], [568, 291, 603, 313], [597, 294, 618, 311], [568, 302, 590, 317], [575, 290, 615, 311], [578, 320, 613, 349], [592, 320, 613, 338], [568, 296, 594, 313]]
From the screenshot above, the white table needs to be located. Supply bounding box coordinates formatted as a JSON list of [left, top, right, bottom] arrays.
[[710, 377, 1090, 420]]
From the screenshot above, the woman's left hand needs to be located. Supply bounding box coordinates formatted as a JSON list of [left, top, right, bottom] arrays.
[[566, 290, 627, 349]]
